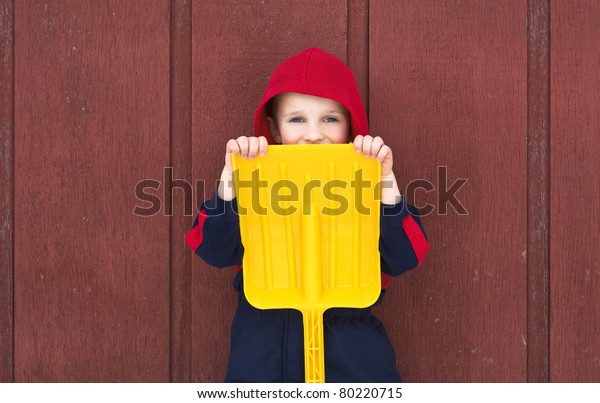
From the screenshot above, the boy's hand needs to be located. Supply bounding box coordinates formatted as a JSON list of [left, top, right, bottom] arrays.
[[220, 136, 268, 201], [225, 136, 269, 173], [353, 135, 393, 177], [353, 135, 402, 205]]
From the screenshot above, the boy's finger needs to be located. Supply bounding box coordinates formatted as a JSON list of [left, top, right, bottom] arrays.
[[370, 136, 384, 156], [376, 145, 392, 162], [258, 136, 268, 156], [237, 136, 249, 158], [362, 135, 373, 157], [226, 139, 242, 155], [248, 137, 259, 159], [353, 134, 364, 152]]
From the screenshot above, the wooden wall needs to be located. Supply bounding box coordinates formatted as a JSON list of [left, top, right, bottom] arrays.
[[371, 0, 528, 382], [0, 0, 598, 382], [11, 0, 171, 381], [550, 0, 600, 382]]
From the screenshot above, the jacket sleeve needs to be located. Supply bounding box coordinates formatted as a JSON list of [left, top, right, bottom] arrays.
[[185, 193, 244, 268], [379, 195, 429, 277]]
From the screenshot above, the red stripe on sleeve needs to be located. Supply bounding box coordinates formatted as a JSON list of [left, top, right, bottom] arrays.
[[381, 273, 391, 289], [185, 209, 209, 251], [402, 215, 429, 265]]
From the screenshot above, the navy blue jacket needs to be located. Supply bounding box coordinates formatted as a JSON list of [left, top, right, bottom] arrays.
[[186, 193, 428, 382]]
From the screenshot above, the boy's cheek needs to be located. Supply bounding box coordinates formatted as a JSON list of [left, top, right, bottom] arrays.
[[278, 130, 300, 145]]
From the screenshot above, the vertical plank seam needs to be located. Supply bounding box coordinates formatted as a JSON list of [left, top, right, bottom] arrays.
[[0, 0, 15, 383], [169, 0, 193, 382], [347, 0, 369, 118], [526, 0, 551, 383]]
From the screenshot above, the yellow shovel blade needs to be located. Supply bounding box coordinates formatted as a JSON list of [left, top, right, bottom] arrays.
[[232, 144, 381, 383]]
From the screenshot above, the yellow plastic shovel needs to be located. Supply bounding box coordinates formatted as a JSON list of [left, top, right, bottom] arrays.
[[232, 144, 381, 383]]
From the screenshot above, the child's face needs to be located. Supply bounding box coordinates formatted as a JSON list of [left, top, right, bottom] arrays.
[[268, 92, 350, 145]]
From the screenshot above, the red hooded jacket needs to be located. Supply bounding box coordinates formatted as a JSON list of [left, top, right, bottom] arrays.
[[253, 48, 368, 143]]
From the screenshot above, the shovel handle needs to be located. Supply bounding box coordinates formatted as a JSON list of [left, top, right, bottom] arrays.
[[303, 308, 325, 383]]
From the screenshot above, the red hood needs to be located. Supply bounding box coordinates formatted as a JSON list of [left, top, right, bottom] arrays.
[[254, 48, 368, 143]]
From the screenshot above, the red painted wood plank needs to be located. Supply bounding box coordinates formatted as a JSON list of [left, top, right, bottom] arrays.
[[169, 0, 193, 383], [527, 0, 550, 383], [191, 0, 348, 382], [13, 0, 170, 381], [371, 1, 528, 381], [550, 0, 600, 382], [0, 0, 14, 383]]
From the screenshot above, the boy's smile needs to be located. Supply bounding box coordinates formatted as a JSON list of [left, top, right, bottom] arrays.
[[268, 92, 350, 145]]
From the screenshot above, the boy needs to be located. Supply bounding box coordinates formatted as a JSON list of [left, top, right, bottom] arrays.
[[186, 48, 428, 382]]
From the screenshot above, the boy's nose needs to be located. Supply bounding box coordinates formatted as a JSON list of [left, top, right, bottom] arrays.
[[302, 125, 324, 143]]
